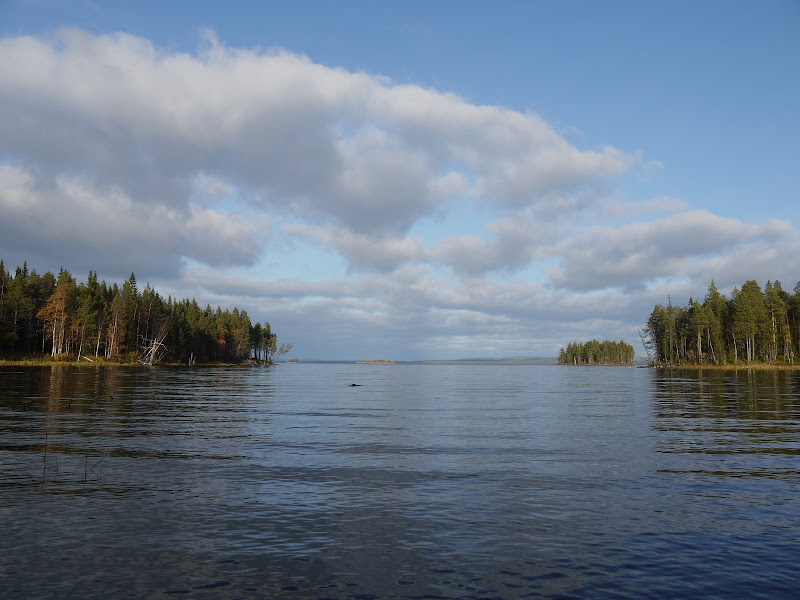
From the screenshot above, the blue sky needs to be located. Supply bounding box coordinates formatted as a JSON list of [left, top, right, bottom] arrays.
[[1, 1, 798, 360]]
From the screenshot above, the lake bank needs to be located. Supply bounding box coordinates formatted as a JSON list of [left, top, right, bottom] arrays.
[[647, 362, 800, 370], [0, 356, 269, 368]]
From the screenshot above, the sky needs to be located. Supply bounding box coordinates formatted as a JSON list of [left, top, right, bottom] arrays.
[[1, 0, 798, 361]]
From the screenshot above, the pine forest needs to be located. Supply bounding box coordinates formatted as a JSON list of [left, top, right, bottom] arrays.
[[0, 260, 289, 365], [642, 279, 800, 366]]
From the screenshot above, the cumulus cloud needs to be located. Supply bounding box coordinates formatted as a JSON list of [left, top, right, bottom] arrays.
[[0, 28, 631, 241], [282, 212, 559, 276], [3, 28, 793, 360], [599, 196, 688, 219], [165, 262, 649, 359], [191, 173, 236, 204], [283, 223, 426, 272], [165, 210, 800, 359], [549, 210, 795, 292], [689, 242, 800, 291], [0, 165, 264, 278], [430, 215, 557, 275]]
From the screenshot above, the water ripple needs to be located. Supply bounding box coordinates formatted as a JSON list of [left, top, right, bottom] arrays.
[[1, 364, 799, 599]]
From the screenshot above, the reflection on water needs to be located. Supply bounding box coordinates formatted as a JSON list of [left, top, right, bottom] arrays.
[[654, 369, 800, 484], [1, 364, 799, 599], [654, 368, 800, 421]]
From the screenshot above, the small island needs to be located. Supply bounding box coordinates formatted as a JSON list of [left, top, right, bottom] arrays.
[[558, 340, 635, 366], [356, 359, 395, 364]]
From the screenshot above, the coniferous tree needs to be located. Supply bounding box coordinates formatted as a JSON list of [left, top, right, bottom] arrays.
[[643, 278, 800, 366], [0, 260, 286, 364], [558, 339, 635, 365], [733, 280, 766, 363], [703, 280, 726, 364]]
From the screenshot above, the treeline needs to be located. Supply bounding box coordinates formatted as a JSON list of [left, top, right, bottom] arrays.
[[558, 339, 636, 365], [0, 260, 290, 364], [643, 279, 800, 366]]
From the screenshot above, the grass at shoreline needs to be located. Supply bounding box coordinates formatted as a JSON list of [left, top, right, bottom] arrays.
[[648, 362, 800, 371], [0, 356, 266, 367], [3, 356, 797, 370]]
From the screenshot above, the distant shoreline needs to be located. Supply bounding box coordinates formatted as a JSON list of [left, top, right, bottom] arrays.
[[278, 357, 559, 365], [9, 358, 795, 370], [422, 358, 556, 365], [355, 359, 395, 364]]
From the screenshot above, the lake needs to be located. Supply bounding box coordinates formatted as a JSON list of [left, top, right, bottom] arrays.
[[1, 364, 799, 599]]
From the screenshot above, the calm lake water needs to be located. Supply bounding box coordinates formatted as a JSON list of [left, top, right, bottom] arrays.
[[1, 364, 799, 599]]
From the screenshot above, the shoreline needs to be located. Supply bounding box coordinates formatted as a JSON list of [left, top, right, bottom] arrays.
[[558, 363, 635, 367], [355, 359, 395, 364], [0, 358, 270, 368], [645, 362, 800, 371], [4, 358, 798, 371]]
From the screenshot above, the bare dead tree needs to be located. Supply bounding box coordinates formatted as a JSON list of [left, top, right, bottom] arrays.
[[139, 320, 170, 366]]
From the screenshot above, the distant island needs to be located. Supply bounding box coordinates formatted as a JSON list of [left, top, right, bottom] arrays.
[[558, 340, 635, 366], [0, 259, 291, 366], [356, 359, 395, 364]]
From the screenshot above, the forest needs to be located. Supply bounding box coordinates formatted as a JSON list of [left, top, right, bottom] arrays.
[[0, 260, 290, 365], [642, 279, 800, 366], [558, 339, 636, 365]]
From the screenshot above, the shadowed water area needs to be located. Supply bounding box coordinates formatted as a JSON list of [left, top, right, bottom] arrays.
[[1, 364, 799, 599]]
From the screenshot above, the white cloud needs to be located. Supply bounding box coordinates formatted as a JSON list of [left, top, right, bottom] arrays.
[[430, 214, 555, 276], [163, 263, 651, 359], [644, 159, 664, 170], [192, 173, 235, 204], [599, 195, 688, 219], [2, 28, 794, 360], [282, 212, 559, 276], [689, 242, 800, 292], [283, 223, 426, 272], [0, 165, 265, 278], [0, 28, 632, 239], [549, 210, 795, 292]]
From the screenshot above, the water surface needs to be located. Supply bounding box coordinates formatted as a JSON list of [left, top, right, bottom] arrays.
[[1, 364, 798, 598]]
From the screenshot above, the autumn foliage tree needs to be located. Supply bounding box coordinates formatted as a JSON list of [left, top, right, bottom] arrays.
[[37, 269, 74, 357]]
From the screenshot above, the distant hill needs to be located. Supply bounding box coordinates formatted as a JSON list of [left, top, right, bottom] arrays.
[[284, 357, 558, 365], [420, 357, 557, 365]]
